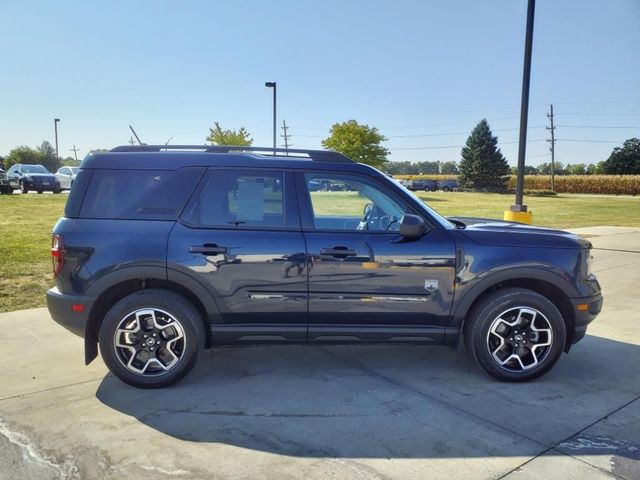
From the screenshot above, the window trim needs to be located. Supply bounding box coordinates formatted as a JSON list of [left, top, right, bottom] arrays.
[[178, 167, 302, 232], [294, 170, 425, 234]]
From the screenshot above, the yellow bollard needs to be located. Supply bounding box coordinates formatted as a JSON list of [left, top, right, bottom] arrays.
[[504, 210, 533, 224]]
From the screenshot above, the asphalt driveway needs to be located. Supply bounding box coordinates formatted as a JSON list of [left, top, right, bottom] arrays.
[[1, 227, 639, 480]]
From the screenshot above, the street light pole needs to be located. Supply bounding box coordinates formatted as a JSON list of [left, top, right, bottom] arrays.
[[505, 0, 535, 224], [54, 118, 60, 162], [265, 82, 277, 153]]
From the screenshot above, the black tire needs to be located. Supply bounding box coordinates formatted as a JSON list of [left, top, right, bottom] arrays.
[[464, 287, 566, 382], [37, 190, 43, 194], [99, 289, 205, 388], [21, 183, 28, 194], [53, 189, 61, 194]]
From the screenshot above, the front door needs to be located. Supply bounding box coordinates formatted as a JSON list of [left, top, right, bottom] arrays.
[[168, 168, 308, 343], [297, 171, 456, 344]]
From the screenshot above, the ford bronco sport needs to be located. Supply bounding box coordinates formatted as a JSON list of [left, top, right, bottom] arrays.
[[47, 145, 602, 388]]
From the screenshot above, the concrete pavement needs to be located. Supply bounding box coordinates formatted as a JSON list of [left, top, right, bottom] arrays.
[[1, 227, 639, 480]]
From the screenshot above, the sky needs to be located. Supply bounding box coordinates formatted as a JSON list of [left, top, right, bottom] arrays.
[[1, 0, 639, 167]]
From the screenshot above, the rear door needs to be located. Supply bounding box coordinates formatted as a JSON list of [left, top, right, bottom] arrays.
[[167, 168, 308, 344], [296, 170, 456, 344]]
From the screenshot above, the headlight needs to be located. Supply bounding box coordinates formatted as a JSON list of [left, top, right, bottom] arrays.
[[585, 251, 594, 277]]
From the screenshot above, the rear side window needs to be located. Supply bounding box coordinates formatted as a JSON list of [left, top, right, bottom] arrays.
[[183, 169, 297, 229], [79, 168, 203, 220], [64, 169, 93, 218]]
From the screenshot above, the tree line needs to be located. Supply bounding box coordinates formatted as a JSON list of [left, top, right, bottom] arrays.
[[3, 122, 638, 190]]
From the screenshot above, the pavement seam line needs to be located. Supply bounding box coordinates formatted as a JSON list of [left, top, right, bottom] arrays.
[[0, 377, 104, 403], [495, 394, 640, 480], [593, 248, 640, 254], [316, 346, 548, 449]]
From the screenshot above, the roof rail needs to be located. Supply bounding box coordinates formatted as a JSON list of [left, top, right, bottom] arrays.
[[109, 145, 354, 163]]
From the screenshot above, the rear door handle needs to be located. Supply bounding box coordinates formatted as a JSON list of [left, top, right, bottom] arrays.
[[190, 244, 228, 255], [320, 247, 357, 258]]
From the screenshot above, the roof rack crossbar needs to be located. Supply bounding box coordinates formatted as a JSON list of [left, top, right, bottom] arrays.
[[109, 145, 354, 163]]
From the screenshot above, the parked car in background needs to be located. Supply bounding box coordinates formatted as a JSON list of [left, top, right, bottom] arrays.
[[0, 168, 12, 194], [6, 164, 61, 194], [55, 166, 79, 190], [438, 179, 459, 192], [409, 179, 437, 191]]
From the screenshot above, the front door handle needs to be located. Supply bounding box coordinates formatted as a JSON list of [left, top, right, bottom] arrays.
[[320, 247, 357, 258], [190, 244, 228, 255]]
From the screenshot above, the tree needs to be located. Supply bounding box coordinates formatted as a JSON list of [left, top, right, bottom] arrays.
[[458, 119, 510, 191], [206, 122, 252, 146], [538, 162, 565, 175], [439, 161, 459, 174], [61, 156, 81, 166], [602, 138, 640, 174], [37, 141, 59, 171], [565, 163, 587, 175], [3, 146, 42, 170], [322, 120, 389, 169], [510, 165, 539, 175]]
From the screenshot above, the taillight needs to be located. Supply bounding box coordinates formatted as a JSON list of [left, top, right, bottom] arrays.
[[51, 235, 64, 276]]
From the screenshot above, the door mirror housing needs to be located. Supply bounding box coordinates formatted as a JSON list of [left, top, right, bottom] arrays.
[[399, 214, 428, 238]]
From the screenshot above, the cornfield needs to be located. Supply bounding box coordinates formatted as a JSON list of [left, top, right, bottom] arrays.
[[393, 175, 640, 195]]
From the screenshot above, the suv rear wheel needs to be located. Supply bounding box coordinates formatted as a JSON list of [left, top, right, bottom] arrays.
[[465, 288, 566, 381], [99, 289, 204, 388]]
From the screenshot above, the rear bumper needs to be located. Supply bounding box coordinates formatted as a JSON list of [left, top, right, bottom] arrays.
[[46, 287, 95, 338], [569, 293, 603, 345]]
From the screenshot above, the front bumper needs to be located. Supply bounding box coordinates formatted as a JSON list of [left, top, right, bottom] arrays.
[[24, 181, 60, 191], [569, 293, 603, 345], [46, 287, 95, 338]]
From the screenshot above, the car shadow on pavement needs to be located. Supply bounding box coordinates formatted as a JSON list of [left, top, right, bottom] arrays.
[[96, 335, 640, 466]]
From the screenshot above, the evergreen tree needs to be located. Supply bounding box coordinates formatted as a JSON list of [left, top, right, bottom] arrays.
[[458, 119, 510, 191]]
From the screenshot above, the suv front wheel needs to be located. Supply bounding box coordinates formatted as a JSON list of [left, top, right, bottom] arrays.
[[465, 288, 566, 381], [99, 289, 204, 388]]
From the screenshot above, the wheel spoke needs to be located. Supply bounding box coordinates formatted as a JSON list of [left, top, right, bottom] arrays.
[[113, 307, 186, 377], [486, 306, 554, 372]]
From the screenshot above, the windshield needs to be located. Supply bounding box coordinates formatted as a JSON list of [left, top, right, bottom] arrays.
[[377, 169, 455, 228], [22, 165, 48, 174], [394, 179, 455, 229], [70, 167, 79, 174]]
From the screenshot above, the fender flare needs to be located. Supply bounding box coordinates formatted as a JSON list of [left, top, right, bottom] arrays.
[[450, 266, 578, 328], [83, 265, 222, 364]]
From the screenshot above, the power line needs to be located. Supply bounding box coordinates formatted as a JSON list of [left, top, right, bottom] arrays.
[[556, 139, 625, 144], [290, 114, 540, 132], [389, 139, 547, 151], [556, 125, 640, 129]]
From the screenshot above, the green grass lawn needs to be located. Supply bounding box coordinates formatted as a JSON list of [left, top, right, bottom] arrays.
[[1, 191, 638, 312]]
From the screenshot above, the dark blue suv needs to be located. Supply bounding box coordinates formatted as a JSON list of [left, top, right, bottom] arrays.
[[47, 145, 602, 388]]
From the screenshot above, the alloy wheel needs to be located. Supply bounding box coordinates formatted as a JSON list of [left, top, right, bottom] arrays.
[[486, 306, 553, 372], [113, 308, 186, 376]]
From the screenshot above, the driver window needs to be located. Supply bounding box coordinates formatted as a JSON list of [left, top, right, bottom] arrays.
[[304, 173, 407, 232]]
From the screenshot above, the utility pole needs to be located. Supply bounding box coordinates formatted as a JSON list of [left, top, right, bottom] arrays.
[[70, 145, 80, 162], [506, 0, 535, 224], [281, 120, 292, 154], [546, 104, 556, 192]]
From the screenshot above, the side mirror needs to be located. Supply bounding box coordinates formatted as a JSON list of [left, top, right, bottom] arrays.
[[399, 214, 428, 238]]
